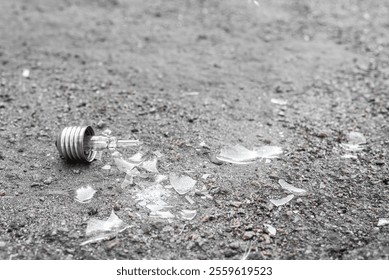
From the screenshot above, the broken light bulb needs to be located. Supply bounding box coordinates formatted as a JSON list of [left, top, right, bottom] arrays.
[[56, 126, 141, 162]]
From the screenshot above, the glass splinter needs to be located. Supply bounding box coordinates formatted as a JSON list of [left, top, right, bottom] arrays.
[[84, 136, 141, 152]]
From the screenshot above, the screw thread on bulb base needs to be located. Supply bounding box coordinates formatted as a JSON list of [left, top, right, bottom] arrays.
[[56, 126, 96, 162]]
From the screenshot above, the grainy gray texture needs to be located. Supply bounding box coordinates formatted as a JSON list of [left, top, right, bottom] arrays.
[[0, 0, 388, 259]]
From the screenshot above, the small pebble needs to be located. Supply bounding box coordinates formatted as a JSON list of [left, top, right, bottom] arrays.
[[43, 177, 53, 185], [242, 231, 255, 240], [201, 215, 211, 223], [76, 101, 87, 108], [105, 238, 120, 250], [30, 182, 41, 188], [230, 201, 242, 208], [97, 120, 106, 129], [224, 249, 237, 257], [229, 241, 241, 250], [113, 203, 121, 211]]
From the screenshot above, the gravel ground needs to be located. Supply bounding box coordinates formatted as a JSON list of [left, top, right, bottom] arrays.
[[0, 0, 388, 260]]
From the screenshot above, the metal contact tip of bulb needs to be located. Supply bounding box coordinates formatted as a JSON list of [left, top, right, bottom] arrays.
[[56, 126, 96, 162]]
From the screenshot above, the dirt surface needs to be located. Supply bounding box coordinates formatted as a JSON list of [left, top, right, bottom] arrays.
[[0, 0, 389, 260]]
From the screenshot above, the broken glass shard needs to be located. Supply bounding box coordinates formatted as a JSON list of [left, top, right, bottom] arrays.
[[202, 174, 211, 180], [22, 69, 30, 78], [346, 132, 366, 145], [181, 210, 197, 220], [185, 195, 195, 204], [135, 184, 170, 208], [155, 174, 168, 183], [153, 151, 163, 158], [75, 185, 96, 203], [279, 179, 306, 195], [81, 211, 130, 245], [255, 146, 283, 158], [102, 129, 112, 136], [270, 98, 287, 106], [341, 131, 366, 151], [146, 202, 170, 212], [341, 154, 357, 159], [101, 164, 111, 170], [111, 151, 121, 158], [264, 224, 276, 236], [183, 91, 199, 96], [216, 144, 258, 164], [217, 144, 282, 164], [269, 194, 294, 206], [377, 218, 389, 227], [169, 174, 197, 195], [129, 152, 144, 163], [140, 158, 159, 173], [150, 211, 175, 219], [114, 158, 137, 173], [121, 169, 140, 188]]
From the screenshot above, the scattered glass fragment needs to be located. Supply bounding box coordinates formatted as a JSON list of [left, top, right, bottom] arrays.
[[153, 151, 163, 158], [22, 69, 30, 78], [340, 131, 366, 151], [217, 144, 258, 164], [377, 218, 389, 227], [150, 211, 175, 219], [169, 174, 197, 195], [202, 174, 211, 180], [111, 151, 121, 157], [255, 146, 283, 159], [185, 195, 195, 204], [217, 144, 283, 164], [140, 158, 159, 173], [155, 174, 168, 183], [114, 158, 137, 173], [102, 129, 112, 136], [278, 179, 306, 195], [181, 209, 197, 220], [121, 169, 140, 188], [183, 91, 199, 96], [81, 211, 130, 245], [341, 154, 357, 159], [264, 224, 276, 236], [146, 202, 170, 212], [75, 185, 96, 203], [101, 164, 111, 170], [135, 184, 170, 208], [269, 194, 294, 206], [270, 98, 287, 106], [129, 152, 143, 163]]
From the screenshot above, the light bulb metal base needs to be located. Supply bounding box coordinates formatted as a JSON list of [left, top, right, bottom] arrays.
[[56, 126, 96, 162]]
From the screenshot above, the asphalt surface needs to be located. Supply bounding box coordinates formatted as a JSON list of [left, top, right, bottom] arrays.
[[0, 0, 388, 259]]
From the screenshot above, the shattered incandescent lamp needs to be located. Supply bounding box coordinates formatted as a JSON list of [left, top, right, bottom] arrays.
[[55, 126, 141, 162]]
